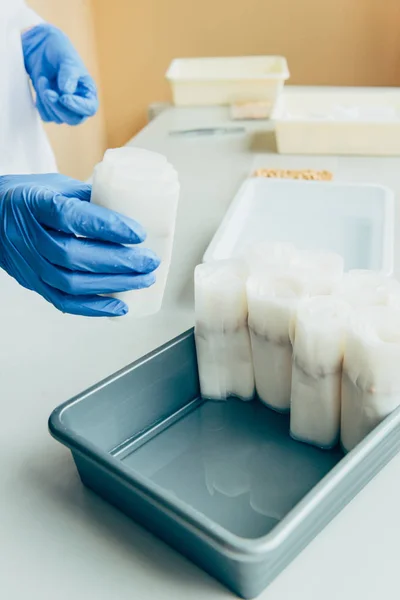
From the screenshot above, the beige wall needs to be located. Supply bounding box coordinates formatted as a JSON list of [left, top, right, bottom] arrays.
[[27, 0, 400, 171], [28, 0, 107, 180], [92, 0, 400, 149]]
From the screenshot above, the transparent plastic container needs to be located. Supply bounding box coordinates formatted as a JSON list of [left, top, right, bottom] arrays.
[[166, 56, 289, 110], [203, 178, 394, 275], [272, 88, 400, 155]]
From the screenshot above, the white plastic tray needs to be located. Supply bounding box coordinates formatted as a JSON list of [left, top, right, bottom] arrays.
[[203, 178, 394, 273], [166, 56, 289, 109], [272, 88, 400, 155]]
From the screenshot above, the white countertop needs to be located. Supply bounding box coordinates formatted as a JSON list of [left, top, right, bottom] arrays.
[[2, 96, 400, 600]]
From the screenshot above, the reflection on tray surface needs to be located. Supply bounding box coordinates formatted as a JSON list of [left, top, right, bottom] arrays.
[[122, 399, 343, 539]]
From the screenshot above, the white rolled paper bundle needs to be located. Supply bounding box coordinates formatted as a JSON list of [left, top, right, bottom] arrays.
[[334, 270, 400, 308], [247, 249, 343, 413], [290, 296, 350, 449], [91, 147, 180, 317], [341, 307, 400, 452], [245, 242, 298, 275], [195, 260, 254, 401], [296, 249, 344, 295], [246, 242, 343, 291], [247, 268, 313, 412]]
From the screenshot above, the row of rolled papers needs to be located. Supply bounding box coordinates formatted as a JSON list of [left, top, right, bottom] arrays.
[[194, 243, 400, 453]]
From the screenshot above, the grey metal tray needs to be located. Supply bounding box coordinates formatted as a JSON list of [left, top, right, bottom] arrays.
[[49, 329, 400, 599]]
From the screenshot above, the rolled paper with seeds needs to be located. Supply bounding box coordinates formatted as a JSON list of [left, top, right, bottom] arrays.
[[195, 260, 255, 401], [290, 296, 350, 449], [341, 307, 400, 453]]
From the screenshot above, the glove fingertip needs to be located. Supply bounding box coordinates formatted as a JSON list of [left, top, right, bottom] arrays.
[[130, 228, 146, 245], [139, 272, 157, 289], [38, 75, 49, 88], [114, 214, 147, 244], [142, 251, 161, 274], [60, 93, 98, 117], [108, 299, 129, 317], [59, 94, 73, 108], [59, 75, 79, 95], [57, 60, 80, 95], [44, 89, 59, 103], [65, 114, 87, 127], [79, 184, 92, 201], [60, 295, 129, 318]]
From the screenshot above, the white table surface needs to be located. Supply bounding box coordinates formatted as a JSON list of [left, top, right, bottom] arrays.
[[2, 93, 400, 600]]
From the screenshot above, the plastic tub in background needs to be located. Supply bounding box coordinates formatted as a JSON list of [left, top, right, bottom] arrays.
[[49, 330, 400, 599], [166, 56, 289, 111], [272, 88, 400, 155], [203, 178, 394, 275]]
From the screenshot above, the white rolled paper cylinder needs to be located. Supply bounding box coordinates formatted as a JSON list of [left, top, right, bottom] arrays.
[[246, 244, 343, 294], [194, 261, 254, 401], [296, 249, 344, 295], [290, 296, 350, 449], [247, 268, 313, 412], [195, 260, 249, 331], [245, 242, 298, 275], [91, 147, 180, 317], [334, 270, 400, 308], [341, 307, 400, 452]]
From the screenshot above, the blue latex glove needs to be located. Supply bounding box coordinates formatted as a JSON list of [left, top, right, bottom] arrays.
[[22, 24, 98, 126], [0, 174, 160, 317]]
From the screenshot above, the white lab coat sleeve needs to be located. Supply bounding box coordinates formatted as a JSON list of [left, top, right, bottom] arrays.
[[15, 1, 44, 30]]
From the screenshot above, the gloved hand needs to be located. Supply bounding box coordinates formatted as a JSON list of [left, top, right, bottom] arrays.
[[22, 24, 98, 126], [0, 174, 160, 317]]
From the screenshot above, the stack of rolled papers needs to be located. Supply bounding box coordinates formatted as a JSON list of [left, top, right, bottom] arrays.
[[91, 146, 180, 317], [194, 243, 400, 453]]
